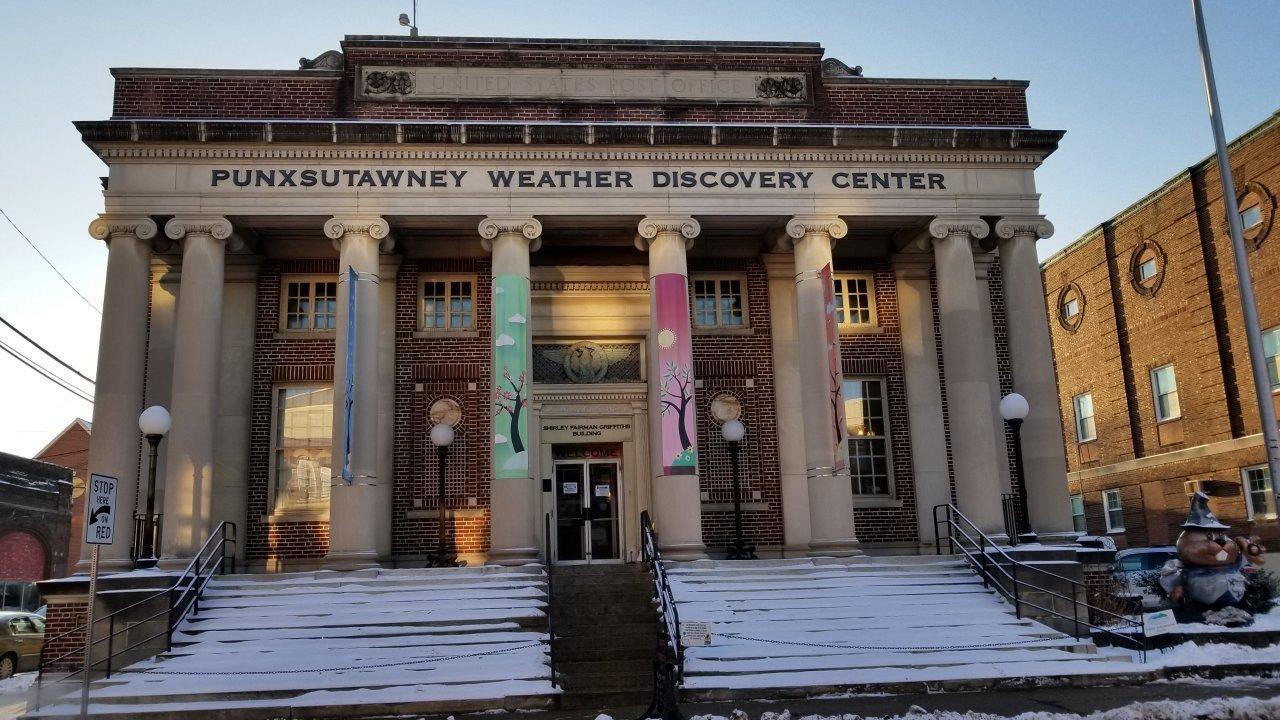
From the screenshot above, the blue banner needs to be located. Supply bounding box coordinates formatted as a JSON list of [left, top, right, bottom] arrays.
[[342, 266, 356, 484]]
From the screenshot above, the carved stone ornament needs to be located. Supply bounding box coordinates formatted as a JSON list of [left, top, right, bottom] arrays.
[[994, 216, 1054, 241], [928, 216, 990, 241], [364, 69, 414, 95], [710, 392, 743, 424], [428, 397, 463, 428], [478, 216, 543, 253], [324, 217, 393, 252], [784, 216, 849, 244], [88, 216, 158, 242], [557, 341, 622, 383], [164, 216, 233, 242], [756, 75, 807, 100], [635, 216, 700, 251], [821, 58, 853, 77], [299, 50, 344, 71]]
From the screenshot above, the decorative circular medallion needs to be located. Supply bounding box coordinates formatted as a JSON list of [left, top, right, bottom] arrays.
[[710, 393, 743, 424], [563, 341, 610, 383], [1129, 240, 1166, 298], [1238, 181, 1275, 248], [1057, 282, 1085, 333], [429, 397, 462, 427]]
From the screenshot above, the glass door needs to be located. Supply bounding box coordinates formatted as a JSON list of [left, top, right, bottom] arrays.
[[554, 463, 586, 562], [587, 461, 620, 561], [553, 459, 621, 563]]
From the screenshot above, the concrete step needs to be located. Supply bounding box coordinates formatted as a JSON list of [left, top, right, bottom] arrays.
[[556, 688, 651, 711]]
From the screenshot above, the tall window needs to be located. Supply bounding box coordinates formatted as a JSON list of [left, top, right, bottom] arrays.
[[421, 278, 474, 330], [1151, 365, 1181, 422], [843, 377, 891, 496], [692, 277, 745, 328], [1103, 489, 1125, 533], [283, 279, 338, 331], [833, 275, 876, 328], [1264, 327, 1280, 392], [272, 386, 333, 513], [1244, 466, 1276, 520], [1073, 392, 1097, 442], [1070, 494, 1086, 533]]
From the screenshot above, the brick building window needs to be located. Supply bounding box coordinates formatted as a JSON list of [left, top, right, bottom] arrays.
[[282, 278, 338, 331], [420, 277, 475, 330], [1103, 489, 1125, 533], [692, 276, 746, 328], [1150, 364, 1181, 422], [1264, 327, 1280, 391], [1244, 466, 1276, 520], [1057, 282, 1085, 332], [1069, 494, 1086, 533], [843, 377, 891, 496], [1073, 392, 1097, 442], [1242, 204, 1263, 230], [271, 385, 333, 513], [833, 274, 876, 329]]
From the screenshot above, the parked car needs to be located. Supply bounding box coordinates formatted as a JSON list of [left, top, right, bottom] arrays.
[[1114, 546, 1178, 610], [0, 611, 45, 679]]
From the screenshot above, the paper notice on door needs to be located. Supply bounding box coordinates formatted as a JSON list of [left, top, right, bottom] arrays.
[[594, 484, 611, 497], [562, 482, 579, 495]]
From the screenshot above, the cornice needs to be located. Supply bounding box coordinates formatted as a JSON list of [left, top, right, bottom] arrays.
[[530, 280, 650, 293]]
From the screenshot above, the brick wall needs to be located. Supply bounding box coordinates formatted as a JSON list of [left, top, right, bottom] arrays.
[[690, 258, 784, 550], [245, 259, 337, 564], [35, 423, 91, 569], [40, 600, 87, 670]]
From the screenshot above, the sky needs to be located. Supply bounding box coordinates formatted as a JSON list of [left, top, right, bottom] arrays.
[[1, 1, 1278, 457]]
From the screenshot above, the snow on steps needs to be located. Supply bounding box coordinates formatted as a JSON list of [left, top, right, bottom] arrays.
[[25, 565, 556, 720], [670, 555, 1145, 700]]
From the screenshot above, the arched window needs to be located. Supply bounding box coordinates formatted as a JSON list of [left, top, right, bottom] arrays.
[[1130, 240, 1166, 297], [1058, 283, 1085, 332]]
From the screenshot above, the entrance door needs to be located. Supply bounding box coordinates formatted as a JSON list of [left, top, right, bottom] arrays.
[[554, 459, 620, 562]]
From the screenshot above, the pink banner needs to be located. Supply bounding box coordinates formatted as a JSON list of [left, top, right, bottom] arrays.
[[654, 273, 697, 475]]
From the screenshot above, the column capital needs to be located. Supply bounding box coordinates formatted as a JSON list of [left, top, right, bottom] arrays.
[[928, 215, 989, 241], [889, 251, 934, 280], [325, 216, 393, 252], [637, 215, 700, 240], [478, 216, 542, 252], [784, 215, 848, 241], [994, 215, 1055, 241], [88, 215, 158, 242], [165, 216, 234, 242]]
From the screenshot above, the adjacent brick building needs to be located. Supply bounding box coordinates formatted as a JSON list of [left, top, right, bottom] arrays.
[[1043, 110, 1280, 550], [34, 419, 91, 569]]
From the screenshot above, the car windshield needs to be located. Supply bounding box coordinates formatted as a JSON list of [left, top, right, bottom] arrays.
[[1144, 552, 1177, 570]]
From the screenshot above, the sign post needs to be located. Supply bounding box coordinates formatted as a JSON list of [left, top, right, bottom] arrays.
[[80, 473, 117, 720]]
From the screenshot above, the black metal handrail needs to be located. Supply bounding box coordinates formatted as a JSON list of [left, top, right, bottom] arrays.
[[933, 504, 1146, 661], [1000, 493, 1020, 547], [640, 511, 682, 679], [543, 512, 557, 689], [130, 513, 163, 563], [35, 522, 237, 698]]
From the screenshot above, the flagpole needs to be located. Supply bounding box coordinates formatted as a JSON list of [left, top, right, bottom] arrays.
[[1192, 0, 1280, 516]]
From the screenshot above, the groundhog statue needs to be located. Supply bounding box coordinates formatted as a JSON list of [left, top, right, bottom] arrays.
[[1159, 492, 1266, 620]]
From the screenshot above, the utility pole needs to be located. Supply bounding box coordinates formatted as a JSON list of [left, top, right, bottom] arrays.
[[1192, 0, 1280, 513]]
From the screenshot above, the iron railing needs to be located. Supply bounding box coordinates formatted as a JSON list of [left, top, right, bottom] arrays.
[[543, 512, 557, 689], [1000, 494, 1021, 546], [35, 521, 237, 703], [130, 513, 163, 563], [640, 511, 682, 677], [933, 504, 1146, 661]]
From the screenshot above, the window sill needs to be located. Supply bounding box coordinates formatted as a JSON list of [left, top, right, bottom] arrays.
[[839, 326, 884, 336], [852, 496, 902, 509], [693, 326, 755, 337], [261, 511, 329, 524], [701, 502, 769, 513], [413, 329, 479, 339], [274, 330, 336, 341], [405, 508, 486, 520]]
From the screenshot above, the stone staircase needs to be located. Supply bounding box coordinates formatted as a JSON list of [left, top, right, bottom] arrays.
[[670, 555, 1144, 700], [551, 563, 659, 712], [26, 566, 557, 719]]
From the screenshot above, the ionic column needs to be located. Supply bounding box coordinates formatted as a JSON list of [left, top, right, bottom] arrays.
[[763, 253, 811, 555], [480, 216, 542, 565], [929, 216, 1004, 534], [82, 216, 158, 571], [995, 216, 1075, 538], [160, 216, 233, 559], [784, 215, 860, 557], [324, 216, 393, 568], [637, 215, 706, 560], [891, 253, 951, 552]]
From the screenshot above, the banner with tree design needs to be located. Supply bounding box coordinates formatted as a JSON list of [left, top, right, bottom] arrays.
[[492, 273, 530, 477], [654, 272, 698, 475]]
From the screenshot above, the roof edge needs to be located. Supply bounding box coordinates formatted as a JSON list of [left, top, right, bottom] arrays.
[[340, 35, 824, 54]]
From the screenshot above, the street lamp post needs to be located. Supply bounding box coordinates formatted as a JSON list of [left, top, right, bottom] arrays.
[[427, 423, 461, 567], [136, 406, 171, 569], [721, 419, 756, 560], [999, 393, 1037, 544]]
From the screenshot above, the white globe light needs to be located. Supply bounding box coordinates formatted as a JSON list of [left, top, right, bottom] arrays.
[[430, 423, 455, 447], [138, 406, 172, 436], [721, 418, 746, 443], [999, 393, 1030, 422]]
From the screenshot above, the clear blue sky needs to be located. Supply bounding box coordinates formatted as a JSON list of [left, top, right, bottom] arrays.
[[1, 1, 1278, 456]]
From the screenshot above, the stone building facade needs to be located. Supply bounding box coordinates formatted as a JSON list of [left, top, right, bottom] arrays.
[[1043, 110, 1280, 550], [74, 35, 1074, 573]]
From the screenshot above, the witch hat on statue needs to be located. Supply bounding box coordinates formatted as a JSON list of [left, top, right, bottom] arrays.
[[1182, 491, 1230, 530]]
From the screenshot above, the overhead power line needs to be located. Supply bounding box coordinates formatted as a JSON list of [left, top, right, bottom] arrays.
[[0, 313, 94, 384], [0, 206, 102, 316], [0, 338, 94, 404]]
